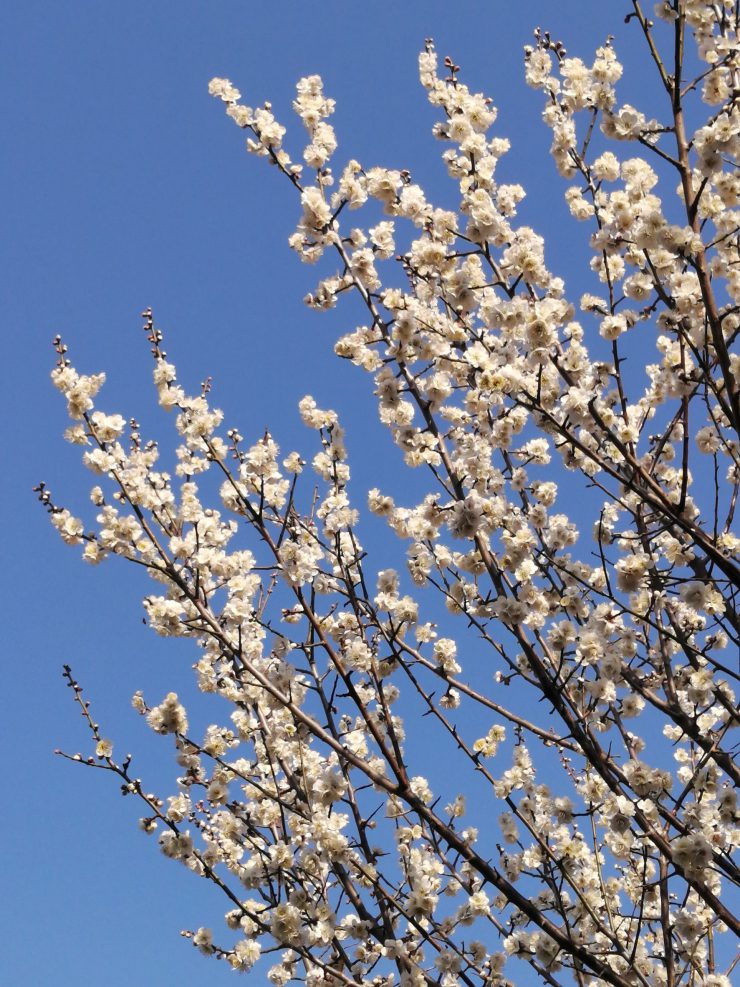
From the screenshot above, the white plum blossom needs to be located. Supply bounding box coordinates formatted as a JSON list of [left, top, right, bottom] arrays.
[[45, 10, 740, 987]]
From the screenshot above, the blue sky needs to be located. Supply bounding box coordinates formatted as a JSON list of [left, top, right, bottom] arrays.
[[5, 2, 675, 984]]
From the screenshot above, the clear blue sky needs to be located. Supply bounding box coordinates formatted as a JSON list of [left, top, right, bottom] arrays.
[[5, 3, 663, 984]]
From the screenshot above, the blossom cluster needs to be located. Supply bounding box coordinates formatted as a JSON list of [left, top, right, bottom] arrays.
[[48, 6, 739, 987]]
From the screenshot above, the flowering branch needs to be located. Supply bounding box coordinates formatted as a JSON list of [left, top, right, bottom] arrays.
[[46, 5, 739, 985]]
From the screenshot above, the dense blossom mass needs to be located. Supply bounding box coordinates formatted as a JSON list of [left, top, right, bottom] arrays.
[[45, 3, 738, 986]]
